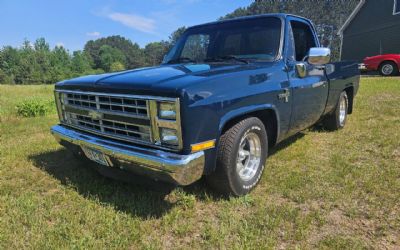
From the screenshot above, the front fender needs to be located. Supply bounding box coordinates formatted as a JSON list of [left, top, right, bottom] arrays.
[[218, 104, 281, 140]]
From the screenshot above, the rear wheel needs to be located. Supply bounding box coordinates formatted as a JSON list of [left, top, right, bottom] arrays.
[[379, 61, 398, 76], [322, 91, 348, 131], [206, 117, 268, 196]]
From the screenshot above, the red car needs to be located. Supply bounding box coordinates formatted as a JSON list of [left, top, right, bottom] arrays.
[[362, 54, 400, 76]]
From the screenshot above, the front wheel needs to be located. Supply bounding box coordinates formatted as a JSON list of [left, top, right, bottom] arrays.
[[322, 91, 348, 131], [206, 117, 268, 196], [379, 61, 399, 76]]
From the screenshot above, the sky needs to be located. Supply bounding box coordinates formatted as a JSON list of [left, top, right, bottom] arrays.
[[0, 0, 251, 51]]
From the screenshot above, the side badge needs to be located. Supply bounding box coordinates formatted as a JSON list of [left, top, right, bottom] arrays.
[[278, 88, 290, 103]]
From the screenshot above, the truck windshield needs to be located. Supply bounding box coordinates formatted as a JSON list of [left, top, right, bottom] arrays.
[[164, 17, 282, 64]]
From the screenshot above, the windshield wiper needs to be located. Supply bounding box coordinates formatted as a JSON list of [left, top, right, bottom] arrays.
[[205, 55, 249, 64], [166, 57, 196, 64]]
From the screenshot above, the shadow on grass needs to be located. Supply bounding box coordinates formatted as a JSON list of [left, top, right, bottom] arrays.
[[269, 132, 305, 156], [29, 133, 306, 217], [29, 149, 207, 219]]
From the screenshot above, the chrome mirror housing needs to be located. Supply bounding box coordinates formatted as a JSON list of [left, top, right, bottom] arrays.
[[307, 47, 331, 65], [296, 63, 307, 78]]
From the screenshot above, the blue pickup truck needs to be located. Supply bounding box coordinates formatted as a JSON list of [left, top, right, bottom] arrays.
[[51, 14, 360, 196]]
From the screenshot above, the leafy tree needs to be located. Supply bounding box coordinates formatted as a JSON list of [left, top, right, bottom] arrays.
[[110, 62, 126, 72], [99, 45, 126, 72], [48, 45, 72, 83], [0, 46, 19, 83], [17, 40, 37, 84], [0, 68, 15, 84], [144, 42, 169, 66], [169, 26, 187, 46], [84, 36, 144, 70], [71, 51, 93, 75], [34, 38, 50, 52]]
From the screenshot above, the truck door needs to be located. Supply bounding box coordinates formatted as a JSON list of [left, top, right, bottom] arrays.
[[286, 19, 329, 133]]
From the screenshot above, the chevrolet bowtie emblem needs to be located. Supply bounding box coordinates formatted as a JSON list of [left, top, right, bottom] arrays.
[[88, 110, 103, 120]]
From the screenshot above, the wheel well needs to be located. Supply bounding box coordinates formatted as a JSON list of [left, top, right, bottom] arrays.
[[221, 109, 278, 147], [344, 86, 354, 114]]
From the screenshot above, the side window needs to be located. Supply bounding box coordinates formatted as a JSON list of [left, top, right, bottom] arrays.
[[290, 21, 316, 61], [394, 0, 400, 15]]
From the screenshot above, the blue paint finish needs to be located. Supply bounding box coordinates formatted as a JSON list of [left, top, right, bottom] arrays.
[[55, 13, 360, 175]]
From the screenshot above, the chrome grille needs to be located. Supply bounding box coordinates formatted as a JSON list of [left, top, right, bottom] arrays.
[[65, 93, 148, 117], [66, 112, 151, 142], [58, 91, 152, 144], [55, 90, 182, 151]]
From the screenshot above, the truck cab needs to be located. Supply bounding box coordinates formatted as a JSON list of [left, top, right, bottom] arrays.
[[51, 14, 360, 196]]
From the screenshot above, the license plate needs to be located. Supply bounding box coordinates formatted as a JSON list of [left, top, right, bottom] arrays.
[[81, 146, 110, 167]]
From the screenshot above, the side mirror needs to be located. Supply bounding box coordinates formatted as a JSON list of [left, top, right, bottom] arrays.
[[307, 47, 331, 65]]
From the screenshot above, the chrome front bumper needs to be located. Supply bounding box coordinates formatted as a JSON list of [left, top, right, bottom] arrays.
[[50, 125, 205, 185], [358, 63, 367, 71]]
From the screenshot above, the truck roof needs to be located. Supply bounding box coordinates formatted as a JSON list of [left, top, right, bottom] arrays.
[[188, 13, 312, 30]]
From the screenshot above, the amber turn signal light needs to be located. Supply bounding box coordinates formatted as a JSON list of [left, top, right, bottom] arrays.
[[191, 140, 216, 153]]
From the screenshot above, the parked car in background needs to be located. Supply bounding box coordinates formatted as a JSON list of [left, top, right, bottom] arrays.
[[51, 14, 360, 196], [361, 54, 400, 76]]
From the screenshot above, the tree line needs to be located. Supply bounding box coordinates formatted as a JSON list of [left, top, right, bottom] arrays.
[[0, 28, 186, 85], [0, 0, 359, 84]]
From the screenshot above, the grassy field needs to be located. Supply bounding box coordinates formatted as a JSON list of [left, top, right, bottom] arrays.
[[0, 78, 399, 249]]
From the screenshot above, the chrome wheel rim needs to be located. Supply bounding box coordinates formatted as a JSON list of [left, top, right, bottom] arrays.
[[339, 96, 347, 126], [236, 132, 262, 182], [382, 64, 394, 75]]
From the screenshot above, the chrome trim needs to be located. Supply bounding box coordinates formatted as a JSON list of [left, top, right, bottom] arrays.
[[149, 100, 161, 144], [276, 16, 285, 61], [63, 124, 176, 152], [63, 104, 149, 120], [307, 47, 331, 65], [296, 63, 307, 78], [51, 125, 204, 186], [62, 91, 149, 119], [358, 63, 367, 71], [149, 99, 183, 150], [65, 114, 151, 140], [55, 89, 176, 102], [54, 91, 64, 122], [339, 94, 348, 126], [55, 90, 183, 151], [236, 131, 262, 182]]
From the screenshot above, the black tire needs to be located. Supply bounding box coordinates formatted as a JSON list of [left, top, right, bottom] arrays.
[[323, 91, 348, 131], [378, 61, 399, 76], [206, 117, 268, 196]]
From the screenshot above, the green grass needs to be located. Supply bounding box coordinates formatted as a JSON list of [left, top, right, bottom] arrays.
[[0, 78, 399, 249]]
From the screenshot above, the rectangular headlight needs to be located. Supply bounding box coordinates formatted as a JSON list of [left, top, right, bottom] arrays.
[[149, 98, 181, 150], [159, 102, 176, 120], [160, 128, 179, 146]]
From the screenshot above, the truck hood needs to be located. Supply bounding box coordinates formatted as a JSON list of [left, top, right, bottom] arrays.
[[56, 63, 265, 97]]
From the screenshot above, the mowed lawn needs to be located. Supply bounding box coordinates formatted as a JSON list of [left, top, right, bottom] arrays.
[[0, 78, 399, 249]]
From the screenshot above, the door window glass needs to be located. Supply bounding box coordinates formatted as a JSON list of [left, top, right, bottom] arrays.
[[290, 21, 317, 61], [394, 0, 400, 14]]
